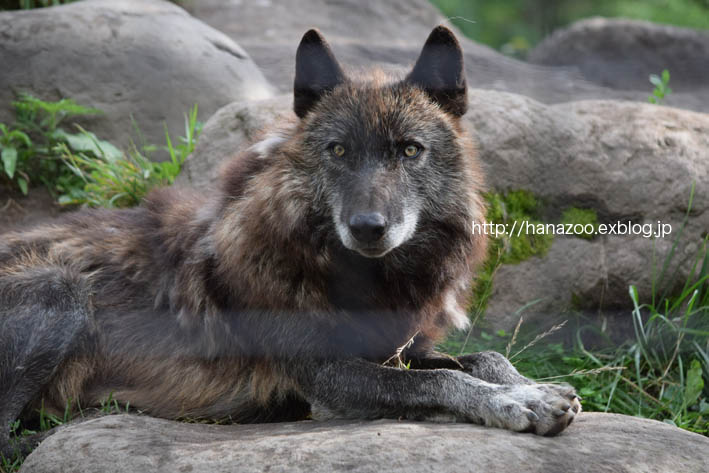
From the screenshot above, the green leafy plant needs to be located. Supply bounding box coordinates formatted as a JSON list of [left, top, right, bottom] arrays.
[[0, 94, 201, 208], [58, 104, 202, 208], [0, 123, 31, 194], [649, 69, 672, 104], [0, 93, 102, 195]]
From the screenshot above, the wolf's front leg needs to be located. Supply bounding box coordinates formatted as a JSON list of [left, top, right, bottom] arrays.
[[296, 358, 579, 435]]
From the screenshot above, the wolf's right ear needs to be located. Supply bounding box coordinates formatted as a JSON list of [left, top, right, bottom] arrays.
[[406, 26, 467, 117], [294, 29, 346, 118]]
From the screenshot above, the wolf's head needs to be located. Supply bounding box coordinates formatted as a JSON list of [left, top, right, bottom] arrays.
[[293, 26, 473, 258]]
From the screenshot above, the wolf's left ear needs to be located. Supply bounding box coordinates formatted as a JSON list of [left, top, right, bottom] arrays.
[[406, 26, 467, 117], [294, 29, 346, 118]]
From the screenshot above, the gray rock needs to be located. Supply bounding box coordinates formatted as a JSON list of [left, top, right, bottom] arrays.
[[186, 0, 709, 113], [484, 237, 676, 334], [176, 96, 291, 190], [528, 17, 709, 93], [0, 0, 274, 156], [20, 413, 709, 473], [178, 91, 709, 327]]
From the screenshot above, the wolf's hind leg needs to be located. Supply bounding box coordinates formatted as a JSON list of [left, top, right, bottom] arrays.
[[0, 266, 92, 458]]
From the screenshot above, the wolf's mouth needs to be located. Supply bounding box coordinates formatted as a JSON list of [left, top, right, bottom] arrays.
[[354, 245, 393, 258]]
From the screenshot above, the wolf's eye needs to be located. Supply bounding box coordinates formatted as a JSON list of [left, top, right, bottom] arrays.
[[402, 143, 422, 159], [331, 144, 346, 157]]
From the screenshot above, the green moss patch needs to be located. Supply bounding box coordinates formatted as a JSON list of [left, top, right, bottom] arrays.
[[486, 190, 554, 264], [560, 207, 600, 240], [470, 190, 554, 314]]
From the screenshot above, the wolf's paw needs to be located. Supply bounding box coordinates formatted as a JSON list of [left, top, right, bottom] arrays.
[[486, 383, 581, 436]]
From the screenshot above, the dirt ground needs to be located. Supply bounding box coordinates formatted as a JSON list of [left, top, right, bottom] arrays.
[[0, 186, 63, 234]]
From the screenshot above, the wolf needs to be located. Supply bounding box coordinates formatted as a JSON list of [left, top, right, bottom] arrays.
[[0, 26, 579, 457]]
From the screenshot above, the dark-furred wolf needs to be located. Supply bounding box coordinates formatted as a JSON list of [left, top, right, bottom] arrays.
[[0, 26, 579, 456]]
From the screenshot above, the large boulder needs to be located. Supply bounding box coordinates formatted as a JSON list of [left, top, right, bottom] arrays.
[[528, 17, 709, 93], [176, 96, 290, 189], [468, 92, 709, 329], [178, 90, 709, 331], [0, 0, 274, 156], [20, 413, 709, 473], [185, 0, 709, 113]]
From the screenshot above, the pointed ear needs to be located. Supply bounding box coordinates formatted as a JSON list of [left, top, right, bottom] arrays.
[[405, 26, 467, 117], [293, 29, 346, 118]]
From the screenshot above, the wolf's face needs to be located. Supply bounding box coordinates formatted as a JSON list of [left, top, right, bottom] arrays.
[[294, 27, 469, 258]]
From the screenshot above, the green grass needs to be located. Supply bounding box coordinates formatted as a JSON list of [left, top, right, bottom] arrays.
[[440, 278, 709, 435]]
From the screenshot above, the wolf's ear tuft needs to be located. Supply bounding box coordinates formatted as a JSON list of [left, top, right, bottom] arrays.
[[294, 29, 346, 118], [405, 26, 467, 117]]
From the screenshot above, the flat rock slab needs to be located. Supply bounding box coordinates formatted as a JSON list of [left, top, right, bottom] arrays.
[[21, 413, 709, 473]]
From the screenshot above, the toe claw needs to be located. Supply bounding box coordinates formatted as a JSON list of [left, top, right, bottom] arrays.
[[527, 410, 539, 422]]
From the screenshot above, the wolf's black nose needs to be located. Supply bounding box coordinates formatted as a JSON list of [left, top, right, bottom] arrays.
[[349, 213, 387, 244]]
